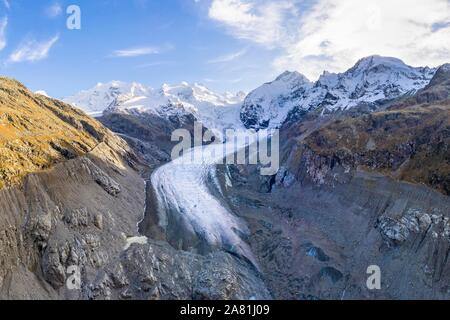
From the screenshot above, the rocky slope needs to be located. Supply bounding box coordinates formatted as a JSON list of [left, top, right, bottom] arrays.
[[241, 56, 436, 129]]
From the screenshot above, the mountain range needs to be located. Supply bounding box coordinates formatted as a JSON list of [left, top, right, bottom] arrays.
[[64, 81, 246, 130], [64, 55, 437, 131], [0, 55, 449, 300]]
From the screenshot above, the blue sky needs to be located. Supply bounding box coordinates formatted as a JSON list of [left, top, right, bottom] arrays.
[[0, 0, 283, 97], [1, 0, 450, 98]]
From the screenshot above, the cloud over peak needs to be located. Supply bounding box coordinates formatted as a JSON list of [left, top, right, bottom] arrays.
[[112, 46, 162, 57], [208, 0, 299, 48], [208, 0, 450, 79]]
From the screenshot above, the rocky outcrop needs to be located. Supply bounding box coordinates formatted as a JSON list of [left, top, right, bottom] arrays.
[[86, 241, 270, 300]]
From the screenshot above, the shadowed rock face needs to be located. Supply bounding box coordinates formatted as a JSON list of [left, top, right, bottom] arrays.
[[222, 163, 450, 299], [98, 110, 197, 157]]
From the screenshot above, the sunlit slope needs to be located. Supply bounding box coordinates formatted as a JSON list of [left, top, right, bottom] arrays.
[[0, 77, 110, 188]]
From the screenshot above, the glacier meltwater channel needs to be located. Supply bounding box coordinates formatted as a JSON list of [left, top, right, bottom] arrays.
[[150, 130, 270, 267]]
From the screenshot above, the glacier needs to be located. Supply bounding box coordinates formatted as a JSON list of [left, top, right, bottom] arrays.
[[150, 130, 269, 266]]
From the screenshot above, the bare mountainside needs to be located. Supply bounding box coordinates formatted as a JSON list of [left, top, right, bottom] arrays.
[[0, 77, 115, 188], [0, 77, 146, 298]]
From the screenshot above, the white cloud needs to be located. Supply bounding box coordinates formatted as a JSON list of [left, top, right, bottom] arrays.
[[112, 46, 161, 57], [2, 0, 9, 9], [0, 17, 7, 51], [46, 3, 63, 18], [207, 48, 247, 63], [208, 0, 300, 48], [9, 35, 60, 63], [208, 0, 450, 80], [135, 60, 175, 68]]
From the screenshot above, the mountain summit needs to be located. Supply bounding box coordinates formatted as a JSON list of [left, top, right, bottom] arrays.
[[241, 56, 437, 129], [65, 81, 245, 129], [64, 81, 149, 117]]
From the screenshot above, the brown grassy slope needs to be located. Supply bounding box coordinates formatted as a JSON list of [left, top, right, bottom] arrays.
[[0, 77, 111, 188], [303, 103, 449, 194]]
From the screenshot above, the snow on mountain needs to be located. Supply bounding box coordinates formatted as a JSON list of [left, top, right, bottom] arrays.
[[63, 81, 149, 117], [240, 71, 313, 129], [241, 55, 437, 129], [64, 56, 437, 131], [65, 81, 245, 129], [35, 90, 50, 97]]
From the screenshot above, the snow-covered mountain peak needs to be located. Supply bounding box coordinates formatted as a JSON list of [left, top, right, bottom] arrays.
[[240, 71, 314, 129], [275, 70, 310, 84], [65, 80, 246, 129], [241, 56, 437, 129], [348, 55, 407, 73], [63, 80, 151, 117]]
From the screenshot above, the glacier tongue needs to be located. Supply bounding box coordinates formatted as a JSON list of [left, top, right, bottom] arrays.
[[150, 130, 264, 266]]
